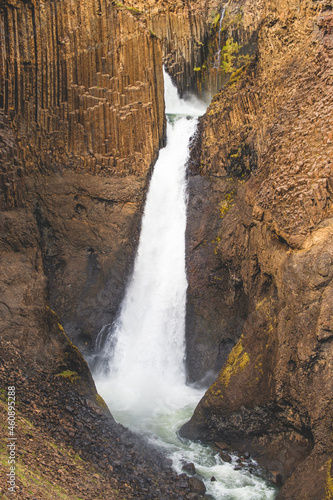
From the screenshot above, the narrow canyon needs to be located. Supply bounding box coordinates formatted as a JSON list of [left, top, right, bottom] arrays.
[[0, 0, 332, 499]]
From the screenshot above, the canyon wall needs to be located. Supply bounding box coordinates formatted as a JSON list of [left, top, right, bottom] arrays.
[[1, 0, 332, 497], [0, 0, 167, 352], [182, 0, 333, 498], [0, 0, 165, 177], [0, 1, 217, 498]]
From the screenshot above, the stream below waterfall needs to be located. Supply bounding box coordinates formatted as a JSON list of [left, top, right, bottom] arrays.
[[93, 70, 277, 500]]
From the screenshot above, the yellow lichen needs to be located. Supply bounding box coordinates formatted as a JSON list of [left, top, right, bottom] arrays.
[[219, 190, 235, 218], [216, 338, 250, 388], [254, 360, 264, 376], [326, 459, 333, 499], [95, 394, 109, 412]]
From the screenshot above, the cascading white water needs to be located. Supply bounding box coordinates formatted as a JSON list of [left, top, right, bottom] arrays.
[[96, 70, 202, 416], [214, 5, 227, 69], [94, 69, 277, 500]]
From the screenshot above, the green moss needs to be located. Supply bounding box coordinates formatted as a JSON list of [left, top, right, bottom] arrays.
[[211, 338, 250, 391], [15, 462, 71, 499], [220, 38, 242, 74], [212, 12, 220, 28], [116, 2, 141, 14], [95, 394, 109, 412], [149, 30, 157, 37], [194, 66, 202, 72], [227, 66, 245, 87], [55, 370, 80, 383]]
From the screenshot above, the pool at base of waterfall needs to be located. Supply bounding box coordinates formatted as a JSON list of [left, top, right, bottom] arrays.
[[95, 375, 277, 500]]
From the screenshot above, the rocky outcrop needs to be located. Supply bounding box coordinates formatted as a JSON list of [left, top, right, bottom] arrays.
[[121, 0, 212, 96], [182, 0, 333, 498], [0, 337, 201, 499]]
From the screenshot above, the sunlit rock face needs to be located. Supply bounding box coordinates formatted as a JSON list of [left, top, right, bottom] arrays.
[[0, 0, 167, 353], [182, 1, 333, 499]]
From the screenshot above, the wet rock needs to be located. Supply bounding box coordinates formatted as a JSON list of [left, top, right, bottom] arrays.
[[182, 1, 333, 500], [220, 452, 232, 463], [188, 477, 206, 495], [270, 471, 283, 487], [182, 462, 196, 475]]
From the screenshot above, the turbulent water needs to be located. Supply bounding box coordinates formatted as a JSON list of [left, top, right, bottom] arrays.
[[94, 70, 277, 500]]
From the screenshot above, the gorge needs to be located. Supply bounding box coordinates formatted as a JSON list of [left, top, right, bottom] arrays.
[[0, 0, 332, 499]]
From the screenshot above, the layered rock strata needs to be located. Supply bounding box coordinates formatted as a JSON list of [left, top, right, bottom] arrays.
[[182, 1, 333, 499]]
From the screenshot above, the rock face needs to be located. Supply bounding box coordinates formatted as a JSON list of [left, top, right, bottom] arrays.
[[182, 0, 333, 498], [0, 0, 168, 352], [0, 0, 165, 176], [0, 2, 224, 498]]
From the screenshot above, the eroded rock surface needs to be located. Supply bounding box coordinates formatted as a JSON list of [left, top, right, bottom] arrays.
[[182, 1, 333, 498]]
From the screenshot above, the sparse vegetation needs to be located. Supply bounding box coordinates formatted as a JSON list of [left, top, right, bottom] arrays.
[[219, 190, 235, 218], [56, 370, 80, 382], [220, 38, 242, 73]]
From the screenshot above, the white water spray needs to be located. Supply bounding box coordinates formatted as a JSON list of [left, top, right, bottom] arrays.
[[94, 69, 277, 500]]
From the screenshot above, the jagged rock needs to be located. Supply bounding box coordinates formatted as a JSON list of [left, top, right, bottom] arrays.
[[220, 452, 232, 463]]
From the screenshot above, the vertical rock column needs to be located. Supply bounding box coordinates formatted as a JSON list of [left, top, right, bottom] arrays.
[[0, 0, 165, 176]]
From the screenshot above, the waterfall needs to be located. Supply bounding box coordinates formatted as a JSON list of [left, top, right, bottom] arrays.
[[96, 69, 204, 415], [93, 69, 277, 500], [214, 5, 227, 69]]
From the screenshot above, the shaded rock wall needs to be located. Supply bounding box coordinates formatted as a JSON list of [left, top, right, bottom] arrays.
[[0, 112, 97, 395], [121, 0, 211, 96], [0, 0, 168, 352], [182, 0, 333, 498]]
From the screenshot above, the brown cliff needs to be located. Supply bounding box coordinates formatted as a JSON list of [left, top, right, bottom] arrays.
[[0, 0, 168, 352], [0, 0, 165, 176], [182, 0, 333, 498], [0, 0, 225, 353]]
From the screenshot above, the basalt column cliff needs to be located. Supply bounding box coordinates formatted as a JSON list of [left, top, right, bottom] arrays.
[[181, 0, 333, 499], [0, 0, 167, 358]]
